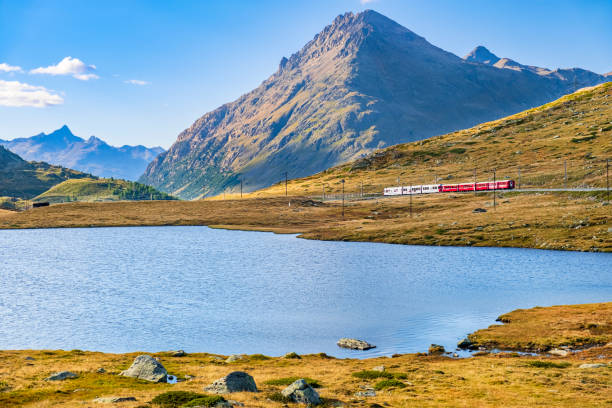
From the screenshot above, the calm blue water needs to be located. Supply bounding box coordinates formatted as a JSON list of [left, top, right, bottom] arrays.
[[0, 226, 610, 358]]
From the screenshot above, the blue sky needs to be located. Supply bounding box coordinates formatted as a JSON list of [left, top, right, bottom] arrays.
[[0, 0, 610, 148]]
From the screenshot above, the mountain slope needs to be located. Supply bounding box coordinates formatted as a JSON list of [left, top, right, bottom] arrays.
[[141, 10, 608, 199], [0, 125, 163, 181], [0, 145, 92, 199], [250, 82, 612, 197]]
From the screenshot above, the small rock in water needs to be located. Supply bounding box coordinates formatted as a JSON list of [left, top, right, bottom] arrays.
[[548, 349, 569, 357], [225, 354, 246, 363], [120, 355, 167, 382], [337, 338, 376, 350], [579, 363, 607, 369], [458, 338, 473, 349], [428, 344, 445, 355], [93, 396, 137, 403], [281, 379, 321, 405], [204, 371, 258, 394], [166, 374, 178, 384], [45, 371, 78, 381], [372, 365, 385, 372]]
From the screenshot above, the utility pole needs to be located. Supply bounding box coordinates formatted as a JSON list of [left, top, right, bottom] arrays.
[[410, 185, 413, 218], [607, 159, 609, 203], [493, 169, 496, 210], [283, 172, 288, 197], [564, 160, 567, 189], [341, 179, 345, 219]]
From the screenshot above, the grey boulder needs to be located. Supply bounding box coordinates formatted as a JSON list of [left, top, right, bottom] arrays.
[[579, 363, 607, 369], [225, 354, 246, 363], [93, 396, 137, 403], [120, 355, 167, 382], [337, 338, 376, 350], [45, 371, 78, 381], [281, 379, 321, 405], [204, 371, 258, 394]]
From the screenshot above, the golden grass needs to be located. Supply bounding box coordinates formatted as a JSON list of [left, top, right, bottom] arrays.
[[245, 82, 611, 198], [468, 302, 612, 351], [0, 305, 610, 407], [0, 191, 609, 252]]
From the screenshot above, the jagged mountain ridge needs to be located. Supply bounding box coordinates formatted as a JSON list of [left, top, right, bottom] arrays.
[[141, 10, 608, 199], [0, 125, 164, 181]]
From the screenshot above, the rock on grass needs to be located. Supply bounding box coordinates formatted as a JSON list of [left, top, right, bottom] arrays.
[[204, 371, 258, 394], [120, 355, 167, 382], [281, 379, 320, 405]]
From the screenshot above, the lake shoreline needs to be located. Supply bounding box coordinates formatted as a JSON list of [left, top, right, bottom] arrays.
[[0, 192, 609, 252], [1, 302, 610, 407]]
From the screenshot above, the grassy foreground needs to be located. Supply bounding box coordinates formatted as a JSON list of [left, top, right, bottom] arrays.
[[0, 191, 610, 252], [0, 303, 610, 407]]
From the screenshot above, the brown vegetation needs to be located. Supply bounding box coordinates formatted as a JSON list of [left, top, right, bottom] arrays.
[[468, 302, 612, 351], [0, 191, 609, 252], [1, 302, 611, 407]]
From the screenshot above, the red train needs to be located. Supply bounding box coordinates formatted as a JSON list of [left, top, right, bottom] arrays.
[[384, 180, 515, 196], [440, 180, 515, 192]]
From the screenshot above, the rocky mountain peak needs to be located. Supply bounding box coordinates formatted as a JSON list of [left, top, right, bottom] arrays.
[[464, 45, 500, 65]]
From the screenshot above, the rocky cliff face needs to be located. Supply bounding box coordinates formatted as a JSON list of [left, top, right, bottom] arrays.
[[1, 126, 163, 181], [141, 10, 608, 199]]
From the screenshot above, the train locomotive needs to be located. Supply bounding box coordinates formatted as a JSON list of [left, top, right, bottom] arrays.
[[384, 180, 515, 196]]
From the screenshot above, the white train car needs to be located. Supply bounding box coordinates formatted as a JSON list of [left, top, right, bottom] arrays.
[[383, 186, 403, 196], [402, 184, 441, 195], [384, 184, 442, 196]]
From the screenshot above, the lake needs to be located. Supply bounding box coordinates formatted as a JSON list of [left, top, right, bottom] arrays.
[[0, 226, 610, 358]]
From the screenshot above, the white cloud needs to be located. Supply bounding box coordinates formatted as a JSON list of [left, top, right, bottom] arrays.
[[0, 63, 23, 73], [30, 56, 99, 80], [124, 79, 149, 86], [0, 80, 64, 107]]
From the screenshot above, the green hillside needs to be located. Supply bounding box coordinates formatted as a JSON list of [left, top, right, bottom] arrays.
[[0, 145, 92, 199], [34, 178, 176, 203]]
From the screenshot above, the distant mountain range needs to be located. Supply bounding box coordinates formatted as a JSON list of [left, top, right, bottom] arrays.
[[0, 125, 163, 181], [140, 10, 608, 199]]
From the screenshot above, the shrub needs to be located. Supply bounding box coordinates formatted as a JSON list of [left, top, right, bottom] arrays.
[[151, 391, 225, 408], [267, 392, 292, 403], [249, 354, 270, 361], [374, 379, 406, 390], [264, 377, 322, 388], [182, 396, 227, 407], [526, 361, 571, 369], [352, 370, 407, 380]]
